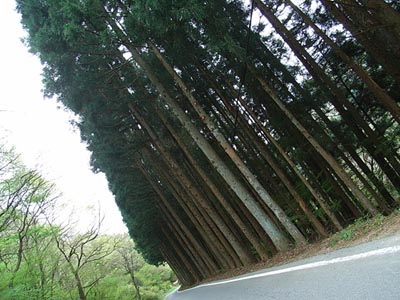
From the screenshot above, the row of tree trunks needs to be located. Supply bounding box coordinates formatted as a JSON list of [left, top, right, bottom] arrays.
[[247, 64, 379, 216], [136, 158, 215, 279], [160, 236, 196, 286], [198, 65, 329, 237], [283, 0, 400, 122], [196, 61, 344, 231], [150, 101, 269, 261], [319, 0, 400, 85], [20, 1, 399, 286], [103, 3, 398, 282], [254, 0, 400, 194], [128, 101, 272, 268], [147, 41, 306, 246], [243, 42, 398, 211], [142, 142, 236, 271], [117, 38, 295, 251]]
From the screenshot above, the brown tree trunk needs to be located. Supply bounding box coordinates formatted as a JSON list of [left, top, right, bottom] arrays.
[[120, 47, 292, 251], [163, 216, 204, 280], [205, 65, 344, 231], [202, 76, 329, 237], [143, 145, 233, 270], [161, 232, 199, 285], [72, 269, 86, 300], [312, 107, 396, 211]]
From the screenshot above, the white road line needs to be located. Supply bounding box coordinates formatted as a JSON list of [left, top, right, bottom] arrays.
[[177, 244, 400, 293]]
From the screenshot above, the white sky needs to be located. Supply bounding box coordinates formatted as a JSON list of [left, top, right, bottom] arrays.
[[0, 0, 127, 234]]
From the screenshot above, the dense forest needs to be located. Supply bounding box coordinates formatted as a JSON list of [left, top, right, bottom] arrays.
[[15, 0, 399, 287], [0, 144, 176, 300]]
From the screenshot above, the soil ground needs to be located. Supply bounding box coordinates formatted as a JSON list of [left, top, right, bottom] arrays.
[[187, 210, 400, 288]]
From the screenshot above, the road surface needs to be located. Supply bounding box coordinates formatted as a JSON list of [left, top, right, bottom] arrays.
[[166, 234, 400, 299]]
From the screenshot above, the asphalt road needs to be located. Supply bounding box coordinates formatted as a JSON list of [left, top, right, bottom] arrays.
[[166, 234, 400, 300]]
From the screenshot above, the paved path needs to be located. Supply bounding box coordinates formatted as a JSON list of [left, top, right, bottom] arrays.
[[166, 234, 400, 300]]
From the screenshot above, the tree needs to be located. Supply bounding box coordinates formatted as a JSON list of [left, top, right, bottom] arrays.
[[0, 146, 57, 288], [117, 235, 144, 300], [54, 216, 119, 300]]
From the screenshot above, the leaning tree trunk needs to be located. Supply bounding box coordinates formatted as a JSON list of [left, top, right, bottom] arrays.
[[207, 65, 344, 231], [143, 142, 235, 270], [115, 48, 294, 250], [161, 228, 199, 284], [146, 153, 222, 273], [198, 66, 329, 237]]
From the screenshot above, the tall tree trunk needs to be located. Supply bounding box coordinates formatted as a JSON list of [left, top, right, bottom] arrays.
[[163, 216, 204, 280], [160, 242, 192, 286], [312, 107, 397, 211], [112, 40, 294, 250], [161, 229, 200, 285], [72, 268, 86, 300], [306, 156, 364, 220], [199, 70, 329, 237], [147, 153, 221, 273], [143, 143, 234, 270], [207, 66, 344, 230], [104, 14, 292, 250], [246, 44, 398, 209]]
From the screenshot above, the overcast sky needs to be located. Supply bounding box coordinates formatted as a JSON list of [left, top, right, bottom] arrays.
[[0, 0, 127, 234]]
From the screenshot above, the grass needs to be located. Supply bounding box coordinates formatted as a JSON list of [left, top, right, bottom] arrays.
[[329, 213, 387, 247]]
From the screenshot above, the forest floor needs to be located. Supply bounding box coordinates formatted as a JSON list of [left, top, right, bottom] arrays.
[[189, 209, 400, 288]]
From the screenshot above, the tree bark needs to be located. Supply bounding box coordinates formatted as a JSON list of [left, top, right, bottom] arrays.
[[208, 66, 344, 231], [130, 104, 253, 268]]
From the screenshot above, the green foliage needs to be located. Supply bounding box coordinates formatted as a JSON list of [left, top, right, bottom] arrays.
[[339, 228, 355, 241], [328, 213, 391, 247], [137, 264, 177, 298], [0, 144, 174, 299], [329, 228, 355, 247]]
